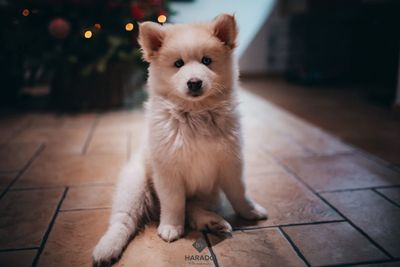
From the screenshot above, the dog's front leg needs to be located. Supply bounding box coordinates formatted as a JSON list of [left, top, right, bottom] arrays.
[[153, 170, 185, 242], [219, 159, 268, 220]]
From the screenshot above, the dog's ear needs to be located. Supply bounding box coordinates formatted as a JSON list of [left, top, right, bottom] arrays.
[[212, 14, 238, 49], [138, 22, 165, 61]]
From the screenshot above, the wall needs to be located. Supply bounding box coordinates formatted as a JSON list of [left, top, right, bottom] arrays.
[[239, 4, 289, 74]]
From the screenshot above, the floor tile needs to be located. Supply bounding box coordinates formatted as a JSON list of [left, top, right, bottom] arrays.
[[26, 113, 96, 129], [243, 146, 286, 176], [0, 142, 42, 172], [376, 187, 400, 206], [240, 90, 353, 157], [10, 128, 90, 155], [37, 209, 109, 267], [61, 185, 114, 211], [86, 130, 129, 156], [116, 225, 213, 267], [321, 190, 400, 257], [243, 119, 312, 160], [14, 154, 125, 188], [349, 136, 400, 166], [287, 127, 353, 156], [96, 110, 144, 133], [0, 188, 64, 249], [283, 154, 400, 192], [220, 172, 341, 228], [0, 114, 30, 144], [260, 130, 313, 159], [283, 222, 388, 266], [208, 228, 306, 267], [0, 250, 37, 267]]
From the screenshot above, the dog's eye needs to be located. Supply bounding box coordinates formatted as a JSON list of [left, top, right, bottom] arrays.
[[201, 56, 212, 66], [174, 59, 184, 68]]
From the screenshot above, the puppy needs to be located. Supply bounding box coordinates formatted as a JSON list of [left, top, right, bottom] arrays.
[[92, 14, 267, 266]]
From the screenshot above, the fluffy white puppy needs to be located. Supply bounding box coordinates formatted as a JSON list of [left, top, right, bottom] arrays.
[[93, 14, 267, 266]]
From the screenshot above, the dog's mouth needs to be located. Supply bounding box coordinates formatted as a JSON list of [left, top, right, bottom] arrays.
[[187, 91, 203, 98]]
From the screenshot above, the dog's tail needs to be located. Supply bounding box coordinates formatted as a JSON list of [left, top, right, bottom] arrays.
[[92, 153, 157, 266]]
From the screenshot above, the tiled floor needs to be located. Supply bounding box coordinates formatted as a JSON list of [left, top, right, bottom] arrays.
[[0, 87, 399, 267], [243, 78, 400, 166]]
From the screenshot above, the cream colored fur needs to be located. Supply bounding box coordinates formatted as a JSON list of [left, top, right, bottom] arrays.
[[92, 14, 267, 266]]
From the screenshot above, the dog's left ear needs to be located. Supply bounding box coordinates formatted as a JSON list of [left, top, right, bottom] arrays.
[[212, 14, 238, 49]]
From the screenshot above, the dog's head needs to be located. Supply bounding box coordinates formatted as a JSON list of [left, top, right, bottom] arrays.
[[138, 14, 238, 103]]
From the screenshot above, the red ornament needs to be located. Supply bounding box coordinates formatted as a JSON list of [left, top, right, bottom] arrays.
[[48, 18, 70, 39], [130, 4, 144, 21]]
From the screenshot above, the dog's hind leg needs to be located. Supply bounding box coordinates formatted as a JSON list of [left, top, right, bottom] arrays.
[[92, 153, 154, 267], [187, 200, 232, 234]]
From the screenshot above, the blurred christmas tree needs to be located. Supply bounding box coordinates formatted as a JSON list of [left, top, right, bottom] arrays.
[[0, 0, 171, 109]]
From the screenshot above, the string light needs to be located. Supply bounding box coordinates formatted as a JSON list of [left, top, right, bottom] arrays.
[[125, 22, 134, 32], [157, 15, 167, 24], [84, 30, 92, 39], [22, 9, 30, 17], [94, 23, 101, 30]]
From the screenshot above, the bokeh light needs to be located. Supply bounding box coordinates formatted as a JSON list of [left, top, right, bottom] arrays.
[[22, 9, 30, 17], [157, 15, 167, 24], [84, 30, 92, 39], [125, 22, 134, 31]]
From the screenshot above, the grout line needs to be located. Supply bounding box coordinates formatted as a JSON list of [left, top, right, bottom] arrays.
[[9, 182, 115, 192], [232, 219, 347, 232], [9, 186, 66, 191], [318, 184, 400, 194], [278, 227, 311, 267], [0, 247, 39, 253], [354, 148, 400, 174], [276, 151, 356, 163], [263, 148, 336, 196], [32, 187, 69, 267], [81, 115, 100, 155], [202, 231, 220, 267], [372, 188, 400, 209], [259, 128, 317, 158], [321, 258, 400, 267], [270, 155, 394, 260], [0, 143, 46, 201], [317, 193, 394, 260], [68, 182, 115, 188], [59, 207, 111, 212]]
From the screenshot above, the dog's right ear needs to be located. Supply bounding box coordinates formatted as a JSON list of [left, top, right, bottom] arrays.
[[138, 22, 165, 62]]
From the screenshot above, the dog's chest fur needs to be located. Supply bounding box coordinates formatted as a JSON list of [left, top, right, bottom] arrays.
[[146, 97, 241, 195]]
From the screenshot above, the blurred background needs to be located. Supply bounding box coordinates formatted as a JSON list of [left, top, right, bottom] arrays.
[[0, 0, 399, 163]]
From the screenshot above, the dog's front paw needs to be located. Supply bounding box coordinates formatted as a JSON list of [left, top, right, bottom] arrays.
[[157, 224, 184, 242], [92, 230, 126, 267], [238, 201, 268, 221]]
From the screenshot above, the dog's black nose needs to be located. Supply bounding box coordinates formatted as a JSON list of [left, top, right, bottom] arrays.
[[187, 79, 203, 96]]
